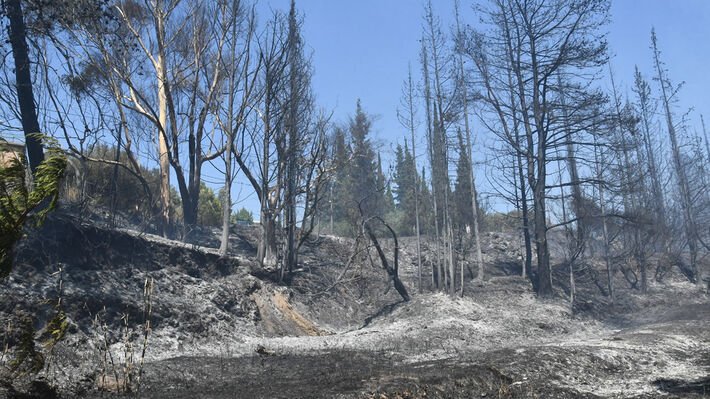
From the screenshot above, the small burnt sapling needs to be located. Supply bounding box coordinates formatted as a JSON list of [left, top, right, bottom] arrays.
[[362, 216, 410, 302]]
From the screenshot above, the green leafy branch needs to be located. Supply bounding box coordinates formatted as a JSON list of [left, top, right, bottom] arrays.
[[0, 134, 67, 278]]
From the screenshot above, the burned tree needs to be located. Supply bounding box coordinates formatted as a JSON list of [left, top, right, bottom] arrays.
[[651, 29, 702, 283], [462, 0, 610, 296]]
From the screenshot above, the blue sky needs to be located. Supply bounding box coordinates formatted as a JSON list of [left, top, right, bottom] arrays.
[[263, 0, 709, 137], [227, 0, 710, 213]]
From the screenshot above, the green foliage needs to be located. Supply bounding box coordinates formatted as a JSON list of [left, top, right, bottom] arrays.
[[63, 144, 162, 220], [43, 310, 69, 349], [392, 142, 435, 236], [328, 126, 350, 228], [0, 136, 66, 278], [197, 183, 222, 227], [232, 207, 253, 224], [393, 142, 417, 236], [10, 314, 44, 374], [347, 100, 382, 222], [327, 100, 392, 235], [376, 152, 395, 214]]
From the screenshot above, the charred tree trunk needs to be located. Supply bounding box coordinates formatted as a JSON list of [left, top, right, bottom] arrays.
[[401, 65, 424, 293], [559, 75, 585, 250], [6, 0, 45, 175], [516, 132, 532, 279], [533, 127, 552, 296], [652, 30, 700, 283], [364, 219, 410, 302], [283, 0, 300, 279], [454, 1, 484, 292], [555, 147, 574, 307], [421, 42, 441, 290], [593, 135, 614, 299], [634, 67, 667, 228], [259, 209, 278, 269], [219, 138, 233, 257]]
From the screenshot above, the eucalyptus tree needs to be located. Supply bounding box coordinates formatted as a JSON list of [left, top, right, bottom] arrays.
[[68, 0, 231, 236]]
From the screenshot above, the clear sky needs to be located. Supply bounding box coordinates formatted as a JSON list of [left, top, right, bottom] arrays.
[[228, 0, 710, 213], [263, 0, 709, 132]]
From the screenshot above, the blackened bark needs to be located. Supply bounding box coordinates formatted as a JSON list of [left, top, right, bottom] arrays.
[[6, 0, 45, 174], [284, 0, 299, 277], [364, 219, 410, 302]]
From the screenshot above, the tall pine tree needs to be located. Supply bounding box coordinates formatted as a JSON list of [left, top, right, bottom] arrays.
[[394, 141, 419, 235], [347, 100, 384, 222], [328, 126, 351, 233]]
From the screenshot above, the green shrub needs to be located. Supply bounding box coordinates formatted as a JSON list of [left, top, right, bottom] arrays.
[[232, 207, 253, 224], [1, 136, 66, 277], [197, 183, 222, 228]]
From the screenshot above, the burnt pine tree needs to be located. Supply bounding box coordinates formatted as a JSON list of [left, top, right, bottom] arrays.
[[283, 0, 314, 278], [651, 29, 701, 283], [422, 0, 457, 295], [215, 0, 260, 257], [454, 0, 484, 290], [458, 11, 533, 279], [633, 66, 667, 229], [397, 64, 424, 291], [475, 0, 610, 297]]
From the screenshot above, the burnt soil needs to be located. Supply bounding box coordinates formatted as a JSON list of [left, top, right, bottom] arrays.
[[1, 212, 709, 398]]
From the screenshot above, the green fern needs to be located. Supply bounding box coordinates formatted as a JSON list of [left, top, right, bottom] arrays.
[[0, 134, 67, 278]]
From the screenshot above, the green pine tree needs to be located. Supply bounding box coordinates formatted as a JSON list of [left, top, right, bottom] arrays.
[[328, 126, 351, 233], [345, 100, 382, 225], [376, 152, 395, 214], [393, 141, 419, 235]]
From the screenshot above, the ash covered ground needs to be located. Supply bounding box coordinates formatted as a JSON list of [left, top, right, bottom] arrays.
[[1, 212, 709, 398]]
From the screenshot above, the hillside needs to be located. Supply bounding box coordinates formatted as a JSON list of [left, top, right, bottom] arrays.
[[1, 213, 709, 398]]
